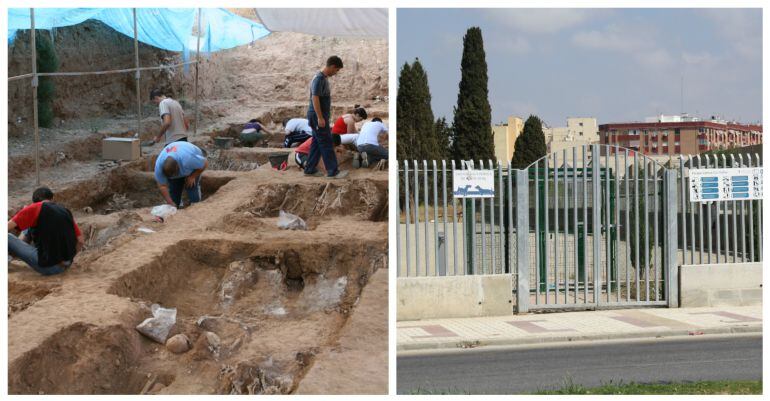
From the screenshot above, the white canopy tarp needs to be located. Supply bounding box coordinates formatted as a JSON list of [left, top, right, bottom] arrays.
[[254, 8, 387, 38]]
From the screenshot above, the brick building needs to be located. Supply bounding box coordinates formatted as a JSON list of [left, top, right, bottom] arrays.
[[599, 118, 762, 155]]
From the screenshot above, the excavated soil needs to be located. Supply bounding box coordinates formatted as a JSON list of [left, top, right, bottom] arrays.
[[8, 166, 388, 394], [8, 10, 388, 394]]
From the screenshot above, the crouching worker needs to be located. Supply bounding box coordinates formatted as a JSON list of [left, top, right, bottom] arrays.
[[8, 187, 84, 276], [356, 117, 389, 167], [154, 141, 208, 208], [293, 134, 342, 170]]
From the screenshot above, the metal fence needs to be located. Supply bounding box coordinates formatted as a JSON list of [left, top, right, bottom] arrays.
[[676, 153, 763, 265], [397, 160, 515, 277], [397, 144, 761, 312]]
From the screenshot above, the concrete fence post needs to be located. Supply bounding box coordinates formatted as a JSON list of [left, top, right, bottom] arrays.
[[515, 169, 530, 313], [665, 169, 680, 307]]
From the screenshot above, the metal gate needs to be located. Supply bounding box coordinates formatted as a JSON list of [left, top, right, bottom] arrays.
[[397, 144, 679, 312], [518, 144, 677, 311]]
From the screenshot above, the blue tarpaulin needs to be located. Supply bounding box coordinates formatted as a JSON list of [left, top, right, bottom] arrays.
[[8, 8, 270, 53]]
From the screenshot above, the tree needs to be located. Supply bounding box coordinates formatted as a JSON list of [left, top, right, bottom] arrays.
[[511, 115, 547, 169], [397, 59, 443, 161], [451, 27, 494, 162], [36, 30, 59, 128], [434, 117, 452, 160]]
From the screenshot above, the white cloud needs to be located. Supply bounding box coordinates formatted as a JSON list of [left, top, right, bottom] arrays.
[[488, 36, 530, 55], [571, 22, 673, 70], [484, 9, 595, 34], [699, 9, 761, 60]]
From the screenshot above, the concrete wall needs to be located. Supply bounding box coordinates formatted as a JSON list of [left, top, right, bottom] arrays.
[[679, 262, 762, 307], [397, 274, 513, 321]]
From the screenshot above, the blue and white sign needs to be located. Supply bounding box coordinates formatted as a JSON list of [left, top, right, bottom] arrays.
[[452, 170, 495, 198], [689, 167, 763, 202]]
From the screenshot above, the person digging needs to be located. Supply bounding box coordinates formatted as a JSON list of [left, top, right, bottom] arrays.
[[7, 187, 84, 276], [154, 141, 208, 208]]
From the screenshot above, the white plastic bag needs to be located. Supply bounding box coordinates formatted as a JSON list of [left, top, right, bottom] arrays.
[[277, 210, 307, 230], [151, 204, 177, 222], [136, 303, 177, 343]]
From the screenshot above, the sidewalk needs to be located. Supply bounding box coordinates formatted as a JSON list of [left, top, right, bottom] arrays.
[[397, 305, 762, 352]]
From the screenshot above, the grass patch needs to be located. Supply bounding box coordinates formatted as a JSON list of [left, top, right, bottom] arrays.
[[536, 379, 762, 395]]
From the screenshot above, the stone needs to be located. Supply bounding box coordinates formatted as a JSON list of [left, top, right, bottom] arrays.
[[166, 334, 192, 354]]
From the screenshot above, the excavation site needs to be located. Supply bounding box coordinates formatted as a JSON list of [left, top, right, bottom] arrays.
[[8, 8, 388, 395]]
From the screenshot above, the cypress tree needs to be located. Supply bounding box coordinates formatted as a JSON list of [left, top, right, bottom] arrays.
[[434, 117, 452, 160], [452, 26, 494, 163], [396, 59, 438, 161], [511, 115, 548, 169], [36, 30, 59, 128]]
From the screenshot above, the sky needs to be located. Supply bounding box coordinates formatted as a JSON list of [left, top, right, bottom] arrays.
[[397, 8, 762, 128]]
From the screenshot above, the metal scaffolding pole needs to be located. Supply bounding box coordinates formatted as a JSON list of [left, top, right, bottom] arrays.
[[194, 8, 201, 135], [133, 8, 141, 139], [31, 8, 40, 185]]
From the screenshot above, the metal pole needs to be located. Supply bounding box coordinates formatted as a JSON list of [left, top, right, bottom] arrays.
[[573, 146, 578, 303], [538, 156, 551, 304], [413, 160, 420, 275], [452, 160, 460, 275], [755, 153, 762, 262], [592, 145, 602, 305], [432, 160, 440, 275], [583, 146, 589, 303], [194, 8, 201, 135], [730, 154, 738, 263], [31, 8, 40, 185], [535, 158, 540, 304], [442, 160, 449, 276], [399, 162, 405, 276], [480, 160, 487, 274], [498, 162, 504, 274], [563, 149, 568, 303], [133, 9, 141, 139], [554, 152, 559, 302], [423, 160, 429, 274], [507, 161, 513, 276], [516, 169, 530, 313], [665, 169, 679, 307]]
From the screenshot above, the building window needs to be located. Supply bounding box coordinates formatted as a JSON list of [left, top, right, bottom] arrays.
[[579, 131, 583, 136], [675, 128, 680, 135], [579, 122, 583, 127], [674, 141, 680, 146]]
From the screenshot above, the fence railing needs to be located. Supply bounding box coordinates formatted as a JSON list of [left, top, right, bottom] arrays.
[[676, 153, 763, 265], [397, 159, 516, 277], [397, 148, 763, 282]]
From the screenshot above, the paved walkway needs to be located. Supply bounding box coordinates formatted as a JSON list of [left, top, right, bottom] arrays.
[[397, 305, 762, 352]]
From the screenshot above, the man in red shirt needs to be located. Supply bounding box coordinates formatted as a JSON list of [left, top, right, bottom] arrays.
[[8, 187, 84, 275]]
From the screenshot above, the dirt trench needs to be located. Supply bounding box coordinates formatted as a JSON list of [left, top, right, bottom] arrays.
[[9, 159, 388, 394]]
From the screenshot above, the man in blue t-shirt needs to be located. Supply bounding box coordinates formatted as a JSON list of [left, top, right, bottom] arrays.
[[304, 56, 349, 179], [153, 142, 208, 207]]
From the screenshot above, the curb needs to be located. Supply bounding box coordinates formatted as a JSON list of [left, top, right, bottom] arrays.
[[397, 324, 762, 353]]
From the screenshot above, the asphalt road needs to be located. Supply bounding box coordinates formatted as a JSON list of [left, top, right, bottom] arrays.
[[397, 334, 762, 394]]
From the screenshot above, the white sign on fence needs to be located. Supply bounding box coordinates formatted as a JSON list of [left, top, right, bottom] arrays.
[[689, 167, 763, 202], [452, 169, 495, 198]]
